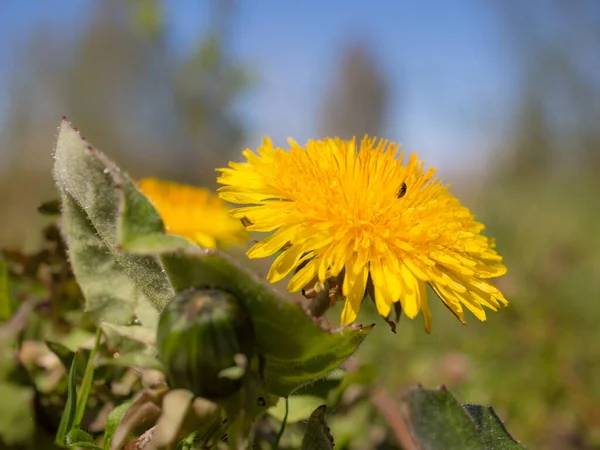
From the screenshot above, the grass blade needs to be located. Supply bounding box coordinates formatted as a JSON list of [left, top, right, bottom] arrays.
[[74, 327, 102, 426], [55, 355, 78, 447]]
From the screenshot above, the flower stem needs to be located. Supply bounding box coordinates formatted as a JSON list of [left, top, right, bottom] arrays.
[[272, 397, 289, 450]]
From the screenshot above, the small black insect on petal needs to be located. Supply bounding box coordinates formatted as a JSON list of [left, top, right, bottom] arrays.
[[240, 216, 253, 227], [397, 182, 407, 199]]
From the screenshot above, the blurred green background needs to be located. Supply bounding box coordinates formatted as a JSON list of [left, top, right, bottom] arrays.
[[1, 0, 599, 448]]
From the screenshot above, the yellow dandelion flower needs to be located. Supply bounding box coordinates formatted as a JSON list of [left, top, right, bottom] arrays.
[[138, 178, 247, 249], [216, 137, 508, 331]]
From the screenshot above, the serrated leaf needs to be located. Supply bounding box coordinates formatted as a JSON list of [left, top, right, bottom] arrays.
[[53, 120, 173, 334], [102, 400, 134, 450], [56, 355, 78, 447], [402, 387, 483, 450], [65, 428, 102, 449], [301, 405, 334, 450], [59, 193, 161, 331], [464, 405, 526, 449]]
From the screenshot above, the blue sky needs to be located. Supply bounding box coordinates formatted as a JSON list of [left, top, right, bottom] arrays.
[[0, 0, 519, 174]]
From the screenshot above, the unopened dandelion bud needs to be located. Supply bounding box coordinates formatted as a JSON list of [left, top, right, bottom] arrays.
[[157, 288, 255, 398]]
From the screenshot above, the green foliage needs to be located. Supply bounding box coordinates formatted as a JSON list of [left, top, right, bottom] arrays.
[[269, 396, 324, 424], [53, 330, 112, 448], [0, 223, 87, 447], [464, 405, 524, 449], [53, 119, 172, 332], [74, 328, 102, 426], [55, 356, 78, 447], [102, 400, 134, 450], [301, 405, 334, 450], [0, 382, 34, 446], [101, 322, 157, 352], [402, 387, 526, 450], [65, 428, 102, 449], [157, 288, 255, 398]]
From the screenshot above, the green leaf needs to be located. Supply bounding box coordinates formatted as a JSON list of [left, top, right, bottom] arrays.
[[464, 405, 526, 449], [291, 371, 345, 400], [102, 400, 134, 450], [0, 254, 11, 322], [100, 322, 157, 353], [327, 402, 372, 449], [293, 365, 376, 404], [337, 364, 377, 391], [178, 432, 198, 450], [0, 382, 34, 446], [65, 428, 102, 449], [156, 249, 373, 397], [269, 395, 325, 424], [55, 355, 79, 447], [53, 119, 173, 333], [74, 328, 102, 427], [301, 405, 334, 450], [54, 328, 97, 353], [402, 387, 483, 450]]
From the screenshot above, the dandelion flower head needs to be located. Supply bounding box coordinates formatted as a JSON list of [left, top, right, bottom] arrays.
[[138, 178, 247, 249], [217, 137, 508, 331]]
